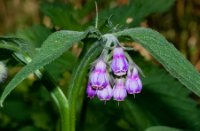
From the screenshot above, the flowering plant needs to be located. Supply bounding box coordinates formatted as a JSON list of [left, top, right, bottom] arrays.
[[0, 1, 200, 131]]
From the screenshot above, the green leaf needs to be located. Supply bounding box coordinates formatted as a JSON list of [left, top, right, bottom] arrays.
[[40, 2, 81, 30], [0, 36, 32, 54], [0, 30, 84, 106], [123, 100, 156, 131], [114, 27, 200, 96], [45, 51, 77, 80], [145, 126, 183, 131], [40, 1, 96, 30], [99, 0, 175, 28], [137, 65, 200, 130], [16, 25, 52, 48]]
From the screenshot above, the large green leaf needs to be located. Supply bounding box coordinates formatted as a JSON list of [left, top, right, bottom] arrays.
[[125, 62, 200, 130], [0, 30, 84, 106], [114, 27, 200, 96]]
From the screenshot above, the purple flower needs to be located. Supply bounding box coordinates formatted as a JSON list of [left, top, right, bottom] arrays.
[[125, 67, 142, 94], [89, 60, 109, 90], [97, 84, 112, 101], [86, 83, 96, 99], [111, 47, 129, 76], [113, 79, 127, 101]]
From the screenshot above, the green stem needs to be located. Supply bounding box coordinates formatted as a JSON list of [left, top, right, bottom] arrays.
[[35, 70, 70, 131], [15, 54, 70, 131], [51, 86, 70, 131]]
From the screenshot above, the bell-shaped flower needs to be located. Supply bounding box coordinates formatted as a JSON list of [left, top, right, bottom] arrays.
[[86, 83, 96, 99], [113, 79, 127, 101], [89, 60, 109, 90], [97, 84, 112, 101], [111, 47, 129, 76], [125, 67, 142, 94]]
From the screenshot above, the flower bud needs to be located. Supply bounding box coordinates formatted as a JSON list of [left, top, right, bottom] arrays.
[[111, 47, 129, 76], [89, 60, 109, 89], [125, 68, 142, 94], [113, 79, 127, 101], [97, 84, 112, 101]]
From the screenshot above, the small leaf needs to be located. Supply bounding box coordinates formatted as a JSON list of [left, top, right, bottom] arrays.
[[114, 27, 200, 96], [0, 30, 84, 106]]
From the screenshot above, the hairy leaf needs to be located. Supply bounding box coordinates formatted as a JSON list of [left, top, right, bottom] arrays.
[[0, 30, 84, 106], [114, 27, 200, 96]]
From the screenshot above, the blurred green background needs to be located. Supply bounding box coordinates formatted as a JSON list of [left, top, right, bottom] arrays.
[[0, 0, 200, 131]]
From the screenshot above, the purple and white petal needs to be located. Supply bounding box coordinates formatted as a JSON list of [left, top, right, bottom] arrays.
[[113, 79, 127, 101], [86, 83, 96, 99], [97, 84, 113, 101], [111, 47, 129, 76]]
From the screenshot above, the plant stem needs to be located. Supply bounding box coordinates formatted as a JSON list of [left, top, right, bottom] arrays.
[[15, 54, 70, 131], [35, 70, 70, 131], [51, 86, 70, 131], [95, 1, 98, 29]]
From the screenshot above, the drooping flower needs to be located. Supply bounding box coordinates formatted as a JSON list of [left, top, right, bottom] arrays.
[[89, 60, 109, 90], [97, 84, 112, 101], [86, 34, 143, 102], [86, 83, 96, 99], [125, 67, 142, 94], [111, 47, 129, 76], [113, 79, 127, 101]]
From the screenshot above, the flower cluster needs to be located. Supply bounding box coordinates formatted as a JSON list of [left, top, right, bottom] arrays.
[[86, 35, 142, 102]]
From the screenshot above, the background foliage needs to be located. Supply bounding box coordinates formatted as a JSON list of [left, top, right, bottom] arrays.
[[0, 0, 200, 131]]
